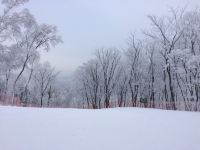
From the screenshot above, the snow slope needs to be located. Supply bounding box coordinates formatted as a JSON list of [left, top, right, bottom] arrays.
[[0, 106, 200, 150]]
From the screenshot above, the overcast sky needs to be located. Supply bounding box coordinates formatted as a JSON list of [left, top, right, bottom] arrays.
[[25, 0, 200, 75]]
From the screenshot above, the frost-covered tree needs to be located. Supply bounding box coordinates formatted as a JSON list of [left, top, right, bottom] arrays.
[[76, 48, 121, 108], [33, 62, 58, 107], [75, 8, 200, 111], [0, 0, 62, 105]]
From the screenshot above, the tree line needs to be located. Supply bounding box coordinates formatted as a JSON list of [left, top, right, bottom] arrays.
[[0, 0, 200, 111], [75, 8, 200, 111]]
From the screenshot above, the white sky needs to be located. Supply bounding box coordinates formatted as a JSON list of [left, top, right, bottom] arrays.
[[22, 0, 200, 75]]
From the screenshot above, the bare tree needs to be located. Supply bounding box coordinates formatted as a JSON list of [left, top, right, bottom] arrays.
[[76, 59, 102, 109], [33, 62, 58, 107], [145, 9, 185, 110], [12, 23, 62, 104], [0, 0, 62, 105], [116, 65, 128, 107], [96, 48, 121, 108], [126, 34, 142, 107]]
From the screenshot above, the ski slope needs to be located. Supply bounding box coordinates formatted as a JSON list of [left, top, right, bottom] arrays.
[[0, 106, 200, 150]]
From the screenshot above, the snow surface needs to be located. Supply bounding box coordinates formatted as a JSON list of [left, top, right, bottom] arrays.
[[0, 106, 200, 150]]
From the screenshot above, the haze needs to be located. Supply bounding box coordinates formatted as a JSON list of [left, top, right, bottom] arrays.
[[25, 0, 200, 75]]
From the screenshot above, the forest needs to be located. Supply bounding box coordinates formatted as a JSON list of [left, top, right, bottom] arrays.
[[1, 0, 200, 111]]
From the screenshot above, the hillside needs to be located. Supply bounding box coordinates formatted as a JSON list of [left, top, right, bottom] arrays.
[[0, 106, 200, 150]]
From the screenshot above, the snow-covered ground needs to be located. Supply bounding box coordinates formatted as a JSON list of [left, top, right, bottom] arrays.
[[0, 106, 200, 150]]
